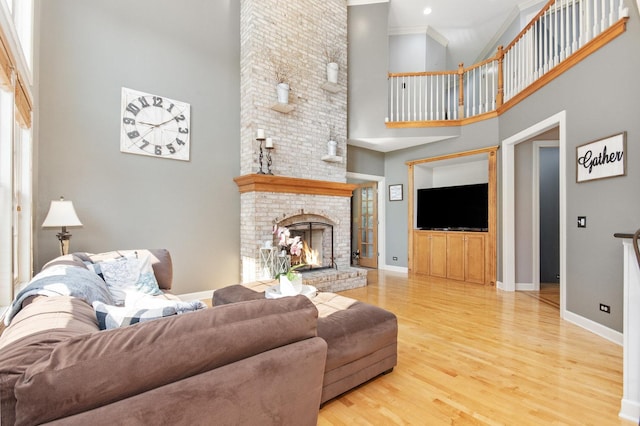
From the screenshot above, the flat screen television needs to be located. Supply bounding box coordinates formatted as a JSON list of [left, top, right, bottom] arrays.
[[417, 183, 488, 231]]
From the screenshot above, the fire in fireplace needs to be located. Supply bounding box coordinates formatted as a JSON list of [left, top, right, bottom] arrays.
[[286, 221, 335, 271]]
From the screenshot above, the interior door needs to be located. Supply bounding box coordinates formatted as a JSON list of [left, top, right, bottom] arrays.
[[355, 182, 378, 268]]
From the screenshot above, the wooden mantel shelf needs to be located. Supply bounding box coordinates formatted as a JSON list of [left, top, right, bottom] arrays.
[[234, 174, 357, 197]]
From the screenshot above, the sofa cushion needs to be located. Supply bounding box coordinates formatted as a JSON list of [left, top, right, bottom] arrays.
[[13, 295, 319, 425], [0, 296, 99, 350], [0, 297, 100, 426]]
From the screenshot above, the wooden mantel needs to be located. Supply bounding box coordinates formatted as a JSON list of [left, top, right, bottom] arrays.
[[234, 174, 357, 197]]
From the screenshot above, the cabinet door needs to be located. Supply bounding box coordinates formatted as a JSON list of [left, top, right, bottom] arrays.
[[446, 233, 465, 281], [429, 233, 447, 278], [413, 232, 430, 275], [465, 233, 486, 284]]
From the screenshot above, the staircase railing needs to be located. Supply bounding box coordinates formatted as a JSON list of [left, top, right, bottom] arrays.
[[387, 0, 630, 125]]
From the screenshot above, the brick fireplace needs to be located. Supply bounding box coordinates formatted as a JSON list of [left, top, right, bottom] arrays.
[[234, 175, 367, 292], [236, 0, 367, 291]]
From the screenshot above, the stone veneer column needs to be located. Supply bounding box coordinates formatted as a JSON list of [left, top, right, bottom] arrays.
[[239, 0, 349, 282]]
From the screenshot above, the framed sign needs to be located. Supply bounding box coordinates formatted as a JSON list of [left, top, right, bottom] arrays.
[[576, 132, 626, 183], [389, 184, 403, 201]]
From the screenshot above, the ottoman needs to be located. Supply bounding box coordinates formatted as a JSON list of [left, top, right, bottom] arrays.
[[213, 282, 398, 404]]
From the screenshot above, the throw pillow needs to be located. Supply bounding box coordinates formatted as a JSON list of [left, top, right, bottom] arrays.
[[95, 253, 162, 304], [92, 301, 177, 330], [92, 299, 207, 330]]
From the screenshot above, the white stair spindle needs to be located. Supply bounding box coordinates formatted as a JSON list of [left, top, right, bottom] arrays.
[[389, 76, 393, 121], [430, 75, 434, 120], [424, 75, 427, 121], [592, 0, 598, 36], [436, 74, 440, 120], [401, 76, 407, 121], [571, 0, 578, 54], [561, 0, 566, 61], [395, 77, 399, 122]]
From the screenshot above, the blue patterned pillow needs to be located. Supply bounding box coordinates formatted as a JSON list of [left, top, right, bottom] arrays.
[[95, 253, 162, 305]]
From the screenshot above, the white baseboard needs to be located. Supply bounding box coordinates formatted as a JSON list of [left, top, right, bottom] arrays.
[[619, 398, 640, 423], [380, 264, 408, 273], [516, 282, 535, 291], [177, 290, 215, 302], [563, 309, 623, 345]]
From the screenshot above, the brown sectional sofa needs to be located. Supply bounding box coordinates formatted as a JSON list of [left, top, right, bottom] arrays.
[[213, 281, 398, 404], [0, 250, 327, 425]]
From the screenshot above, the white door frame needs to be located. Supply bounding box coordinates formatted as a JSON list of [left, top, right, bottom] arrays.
[[531, 140, 560, 291], [501, 111, 567, 317]]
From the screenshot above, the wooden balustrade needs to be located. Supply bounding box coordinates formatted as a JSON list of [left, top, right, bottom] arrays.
[[387, 0, 629, 128]]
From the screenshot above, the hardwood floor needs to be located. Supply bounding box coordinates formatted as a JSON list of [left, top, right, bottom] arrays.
[[318, 271, 629, 425], [523, 282, 560, 309]]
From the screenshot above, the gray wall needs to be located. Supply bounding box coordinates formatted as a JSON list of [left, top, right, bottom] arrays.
[[515, 141, 534, 284], [540, 147, 560, 283], [346, 2, 640, 332], [35, 0, 241, 294], [497, 15, 640, 332], [389, 34, 426, 73], [348, 2, 390, 141], [388, 32, 446, 72], [347, 145, 385, 176]]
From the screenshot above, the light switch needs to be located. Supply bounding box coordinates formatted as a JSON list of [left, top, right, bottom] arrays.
[[577, 216, 586, 228]]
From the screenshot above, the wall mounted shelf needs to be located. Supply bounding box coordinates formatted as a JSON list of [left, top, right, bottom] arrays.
[[321, 82, 340, 93], [321, 155, 343, 163], [270, 103, 295, 113]]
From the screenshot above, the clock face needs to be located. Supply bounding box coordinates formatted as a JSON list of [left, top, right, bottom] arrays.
[[120, 87, 191, 161]]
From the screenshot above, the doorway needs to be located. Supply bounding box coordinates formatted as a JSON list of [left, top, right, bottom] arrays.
[[530, 142, 561, 308], [501, 111, 567, 317], [353, 182, 378, 268], [531, 140, 560, 291], [347, 172, 386, 270]]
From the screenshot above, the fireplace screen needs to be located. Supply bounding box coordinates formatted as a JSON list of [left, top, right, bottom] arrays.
[[283, 221, 335, 271]]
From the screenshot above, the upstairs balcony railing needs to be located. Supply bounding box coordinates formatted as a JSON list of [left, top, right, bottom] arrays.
[[387, 0, 630, 126]]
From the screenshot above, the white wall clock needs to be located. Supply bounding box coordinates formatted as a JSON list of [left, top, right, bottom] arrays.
[[120, 87, 191, 161]]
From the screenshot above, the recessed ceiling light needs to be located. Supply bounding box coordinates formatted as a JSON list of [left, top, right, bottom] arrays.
[[423, 7, 432, 15]]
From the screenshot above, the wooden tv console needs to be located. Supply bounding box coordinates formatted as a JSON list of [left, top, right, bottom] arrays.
[[407, 146, 498, 286], [412, 229, 490, 285]]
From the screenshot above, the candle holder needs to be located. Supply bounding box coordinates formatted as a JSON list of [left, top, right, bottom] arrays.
[[265, 144, 274, 175], [256, 137, 265, 174]]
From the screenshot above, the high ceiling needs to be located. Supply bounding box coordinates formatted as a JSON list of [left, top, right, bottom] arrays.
[[387, 0, 543, 66], [347, 0, 545, 152]]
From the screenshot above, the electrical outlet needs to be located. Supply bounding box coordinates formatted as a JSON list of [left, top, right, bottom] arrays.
[[599, 303, 610, 314], [392, 256, 398, 261]]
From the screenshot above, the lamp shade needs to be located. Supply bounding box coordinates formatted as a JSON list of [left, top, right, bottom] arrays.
[[42, 197, 83, 228]]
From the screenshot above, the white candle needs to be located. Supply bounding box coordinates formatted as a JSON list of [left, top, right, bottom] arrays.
[[257, 129, 265, 139], [265, 138, 273, 148]]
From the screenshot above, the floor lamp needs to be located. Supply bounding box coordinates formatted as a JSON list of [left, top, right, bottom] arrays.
[[42, 196, 83, 256]]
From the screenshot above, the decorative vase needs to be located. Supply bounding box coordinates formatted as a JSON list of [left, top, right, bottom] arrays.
[[327, 62, 339, 84], [276, 82, 290, 104], [279, 273, 303, 296], [327, 140, 337, 156]]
